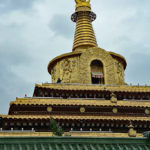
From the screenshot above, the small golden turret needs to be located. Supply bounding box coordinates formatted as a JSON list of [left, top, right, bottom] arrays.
[[110, 92, 118, 103], [72, 0, 98, 51], [128, 122, 137, 137]]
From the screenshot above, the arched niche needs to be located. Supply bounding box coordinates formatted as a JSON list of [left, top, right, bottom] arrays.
[[91, 60, 105, 84]]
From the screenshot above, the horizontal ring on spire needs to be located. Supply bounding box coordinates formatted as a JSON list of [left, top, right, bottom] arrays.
[[71, 12, 96, 22]]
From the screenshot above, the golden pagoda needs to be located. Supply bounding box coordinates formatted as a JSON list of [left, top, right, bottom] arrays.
[[0, 0, 150, 138]]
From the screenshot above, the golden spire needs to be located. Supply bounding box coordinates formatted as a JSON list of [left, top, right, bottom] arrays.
[[72, 0, 98, 51]]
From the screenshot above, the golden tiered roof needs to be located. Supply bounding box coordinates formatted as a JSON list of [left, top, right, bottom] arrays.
[[35, 83, 150, 92], [1, 114, 150, 122], [10, 98, 150, 108]]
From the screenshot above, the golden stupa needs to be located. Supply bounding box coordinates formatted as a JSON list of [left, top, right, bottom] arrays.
[[0, 0, 150, 138], [48, 0, 126, 86]]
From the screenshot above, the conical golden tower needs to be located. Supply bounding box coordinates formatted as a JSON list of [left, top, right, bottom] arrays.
[[48, 0, 126, 86], [72, 0, 98, 51]]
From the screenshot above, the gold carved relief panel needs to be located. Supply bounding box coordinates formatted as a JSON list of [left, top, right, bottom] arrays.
[[51, 56, 80, 83], [114, 59, 125, 85]]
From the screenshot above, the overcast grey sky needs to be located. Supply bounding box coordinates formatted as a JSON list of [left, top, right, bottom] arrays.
[[0, 0, 150, 114]]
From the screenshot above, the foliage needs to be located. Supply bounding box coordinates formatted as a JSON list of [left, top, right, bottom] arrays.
[[50, 117, 64, 136]]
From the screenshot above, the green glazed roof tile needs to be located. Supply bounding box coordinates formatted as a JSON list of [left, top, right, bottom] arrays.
[[0, 136, 150, 150], [69, 144, 74, 150]]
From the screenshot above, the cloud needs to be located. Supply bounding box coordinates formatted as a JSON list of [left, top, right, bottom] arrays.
[[126, 52, 150, 85], [49, 14, 75, 39], [0, 0, 75, 114], [0, 0, 36, 13], [0, 44, 33, 114]]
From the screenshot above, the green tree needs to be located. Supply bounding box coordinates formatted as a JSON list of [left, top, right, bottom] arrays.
[[50, 117, 64, 136]]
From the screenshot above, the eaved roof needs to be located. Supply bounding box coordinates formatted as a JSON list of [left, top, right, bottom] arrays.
[[10, 98, 150, 108], [0, 136, 150, 150], [35, 83, 150, 93], [1, 114, 150, 122]]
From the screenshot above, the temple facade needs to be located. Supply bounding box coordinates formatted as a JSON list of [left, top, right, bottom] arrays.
[[0, 0, 150, 140]]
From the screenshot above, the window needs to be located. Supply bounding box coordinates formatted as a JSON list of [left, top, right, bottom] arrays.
[[91, 60, 104, 84]]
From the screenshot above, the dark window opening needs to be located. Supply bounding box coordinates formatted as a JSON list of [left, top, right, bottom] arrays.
[[91, 60, 105, 84]]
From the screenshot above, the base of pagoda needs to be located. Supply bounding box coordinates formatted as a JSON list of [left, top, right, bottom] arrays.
[[0, 131, 143, 137]]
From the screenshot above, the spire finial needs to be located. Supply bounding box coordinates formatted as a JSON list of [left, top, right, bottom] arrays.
[[75, 0, 90, 5], [72, 0, 97, 51], [75, 0, 90, 4], [75, 0, 91, 10]]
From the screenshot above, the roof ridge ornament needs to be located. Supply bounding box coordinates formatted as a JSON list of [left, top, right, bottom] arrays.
[[128, 121, 137, 137]]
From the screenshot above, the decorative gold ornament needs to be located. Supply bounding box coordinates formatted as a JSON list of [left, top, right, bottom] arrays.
[[128, 122, 137, 137], [110, 92, 117, 103], [75, 0, 90, 3], [112, 108, 118, 114], [75, 0, 90, 7], [80, 107, 85, 113], [47, 107, 52, 112], [145, 109, 150, 115]]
